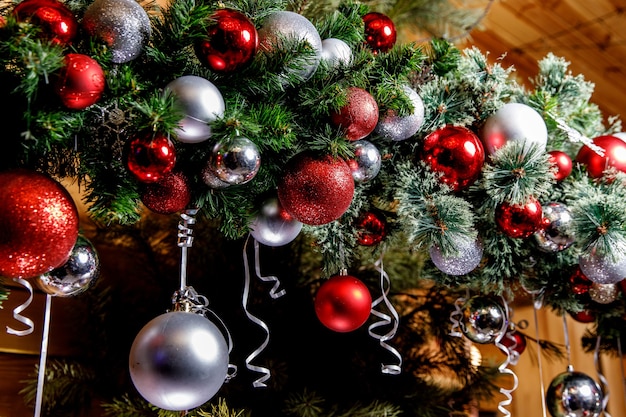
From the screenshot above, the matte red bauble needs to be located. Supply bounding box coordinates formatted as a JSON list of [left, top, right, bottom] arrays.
[[362, 12, 396, 53], [421, 125, 485, 191], [495, 197, 543, 239], [575, 135, 626, 178], [0, 169, 79, 278], [314, 274, 372, 332], [569, 266, 593, 295], [548, 150, 572, 181], [330, 87, 379, 141], [195, 9, 258, 73], [277, 152, 354, 225], [13, 0, 78, 45], [54, 53, 106, 110], [355, 211, 387, 246], [140, 171, 191, 215], [126, 131, 177, 183]]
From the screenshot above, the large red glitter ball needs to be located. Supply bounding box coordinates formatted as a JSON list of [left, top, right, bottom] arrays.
[[420, 125, 485, 191], [355, 211, 387, 246], [314, 274, 372, 333], [54, 53, 105, 110], [575, 135, 626, 178], [140, 171, 191, 215], [0, 169, 79, 278], [548, 150, 572, 182], [13, 0, 78, 45], [277, 152, 355, 225], [195, 9, 258, 73], [126, 131, 177, 183], [330, 87, 379, 141], [362, 12, 396, 53], [495, 197, 543, 239]]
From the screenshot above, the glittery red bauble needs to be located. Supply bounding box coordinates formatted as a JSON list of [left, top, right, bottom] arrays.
[[277, 152, 354, 225], [0, 169, 79, 278], [13, 0, 78, 45], [195, 9, 258, 73], [569, 266, 593, 295], [548, 150, 572, 181], [314, 274, 372, 332], [140, 171, 191, 215], [355, 211, 387, 246], [501, 331, 527, 355], [54, 53, 105, 110], [126, 131, 177, 183], [362, 12, 396, 53], [575, 135, 626, 178], [495, 197, 543, 239], [330, 87, 379, 141], [421, 125, 485, 191], [570, 309, 595, 323]]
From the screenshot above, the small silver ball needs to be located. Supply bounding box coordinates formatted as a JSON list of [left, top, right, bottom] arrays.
[[250, 197, 303, 246], [321, 38, 352, 67], [546, 370, 603, 417], [430, 238, 483, 276], [208, 136, 261, 185], [461, 296, 507, 344], [481, 102, 548, 155], [375, 85, 424, 141], [533, 202, 575, 252], [348, 140, 381, 183]]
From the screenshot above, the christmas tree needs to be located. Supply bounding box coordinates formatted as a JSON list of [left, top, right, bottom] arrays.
[[0, 0, 624, 416]]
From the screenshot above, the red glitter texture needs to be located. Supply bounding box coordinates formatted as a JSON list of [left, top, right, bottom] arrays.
[[141, 171, 191, 215], [314, 274, 372, 333], [330, 87, 379, 141]]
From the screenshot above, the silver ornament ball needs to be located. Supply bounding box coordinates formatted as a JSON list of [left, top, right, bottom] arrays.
[[589, 282, 620, 304], [375, 85, 425, 141], [207, 136, 261, 185], [250, 197, 303, 246], [321, 38, 352, 67], [82, 0, 151, 63], [165, 75, 225, 143], [482, 102, 548, 155], [36, 235, 100, 297], [201, 165, 231, 189], [533, 202, 575, 252], [430, 237, 483, 276], [546, 370, 603, 417], [348, 140, 381, 183], [461, 296, 507, 344], [129, 311, 229, 411], [579, 249, 626, 284]]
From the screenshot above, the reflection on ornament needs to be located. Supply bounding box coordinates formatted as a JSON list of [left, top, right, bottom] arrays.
[[362, 12, 396, 52], [321, 38, 352, 67], [589, 282, 619, 304], [348, 140, 381, 183], [250, 197, 303, 247], [330, 87, 379, 141], [126, 131, 176, 183], [548, 150, 572, 181], [375, 85, 424, 141], [36, 236, 100, 297], [207, 136, 261, 185], [533, 202, 575, 252], [201, 165, 231, 189], [579, 248, 626, 284], [575, 134, 626, 178], [460, 296, 507, 344], [355, 211, 387, 246], [314, 274, 372, 332], [13, 0, 78, 45], [140, 171, 191, 215], [481, 102, 548, 155], [54, 53, 105, 110], [429, 238, 483, 276], [546, 370, 603, 417], [495, 197, 543, 239]]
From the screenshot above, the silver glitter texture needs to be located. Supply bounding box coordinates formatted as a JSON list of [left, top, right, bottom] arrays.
[[429, 238, 483, 276], [588, 282, 620, 304], [375, 85, 424, 141], [579, 249, 626, 284]]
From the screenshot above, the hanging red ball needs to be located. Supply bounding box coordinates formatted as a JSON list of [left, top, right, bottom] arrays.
[[126, 131, 177, 183], [355, 211, 387, 246], [569, 309, 595, 323], [569, 266, 593, 295], [13, 0, 78, 45], [420, 125, 485, 191], [54, 53, 106, 110], [362, 12, 396, 53], [548, 150, 572, 182], [501, 331, 527, 356], [314, 274, 372, 332], [277, 152, 354, 225], [140, 171, 191, 215], [0, 169, 79, 278], [195, 9, 258, 73], [330, 87, 379, 141], [575, 135, 626, 178], [495, 197, 543, 239]]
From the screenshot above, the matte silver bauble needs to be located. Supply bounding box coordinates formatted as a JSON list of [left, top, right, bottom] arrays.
[[430, 238, 483, 276], [460, 296, 507, 344], [579, 248, 626, 284], [546, 370, 603, 417], [250, 197, 303, 246], [481, 102, 548, 155], [36, 235, 100, 297], [348, 140, 381, 183], [165, 75, 225, 143], [374, 85, 424, 141], [321, 38, 352, 67], [533, 202, 575, 252], [129, 311, 229, 411], [208, 136, 261, 185]]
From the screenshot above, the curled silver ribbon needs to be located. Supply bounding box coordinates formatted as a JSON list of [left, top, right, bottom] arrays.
[[368, 255, 402, 375], [449, 291, 468, 338], [6, 277, 35, 336], [177, 209, 199, 290], [502, 331, 521, 366], [253, 239, 286, 299], [493, 298, 519, 417], [594, 336, 612, 417]]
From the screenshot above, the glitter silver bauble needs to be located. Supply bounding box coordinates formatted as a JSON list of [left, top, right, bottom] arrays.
[[374, 85, 424, 141], [82, 0, 151, 63], [36, 235, 100, 297], [348, 140, 381, 183], [430, 238, 483, 276], [460, 296, 507, 344], [589, 282, 620, 304], [481, 102, 548, 155], [250, 197, 303, 246], [165, 75, 225, 143], [258, 11, 322, 81], [579, 248, 626, 284], [546, 370, 603, 417], [207, 136, 261, 185], [129, 311, 229, 411], [533, 202, 575, 252], [321, 38, 352, 67]]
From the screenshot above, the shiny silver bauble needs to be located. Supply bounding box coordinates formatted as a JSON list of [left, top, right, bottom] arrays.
[[460, 296, 507, 344], [207, 136, 261, 185], [481, 102, 548, 155], [348, 140, 381, 183], [533, 202, 575, 252], [546, 370, 603, 417], [321, 38, 352, 67], [250, 197, 303, 246]]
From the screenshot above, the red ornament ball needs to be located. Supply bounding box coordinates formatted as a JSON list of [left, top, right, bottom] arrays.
[[548, 150, 572, 181], [277, 152, 354, 225], [195, 9, 258, 73], [13, 0, 78, 45], [501, 331, 527, 356], [54, 53, 106, 110], [570, 309, 595, 323], [0, 169, 79, 278], [362, 12, 396, 53], [420, 125, 485, 191], [126, 131, 177, 183], [355, 211, 387, 246], [140, 171, 191, 215], [314, 274, 372, 332], [330, 87, 379, 141], [495, 197, 543, 239], [569, 266, 593, 295], [575, 135, 626, 178]]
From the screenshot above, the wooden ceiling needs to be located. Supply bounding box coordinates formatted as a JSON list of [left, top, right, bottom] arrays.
[[458, 0, 626, 122]]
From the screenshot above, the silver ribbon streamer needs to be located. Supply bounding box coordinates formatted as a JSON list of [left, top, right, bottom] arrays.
[[555, 118, 604, 154], [502, 331, 521, 366], [253, 239, 286, 299], [448, 290, 469, 338], [368, 255, 402, 375], [34, 294, 53, 417], [177, 209, 199, 290], [6, 277, 35, 336], [594, 336, 612, 417], [532, 297, 548, 417], [493, 298, 519, 417]]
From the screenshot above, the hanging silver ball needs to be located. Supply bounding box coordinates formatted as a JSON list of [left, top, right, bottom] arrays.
[[430, 237, 483, 276], [207, 136, 261, 185], [348, 140, 381, 183], [546, 370, 603, 417], [460, 296, 507, 344], [533, 202, 575, 252], [250, 197, 303, 246]]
